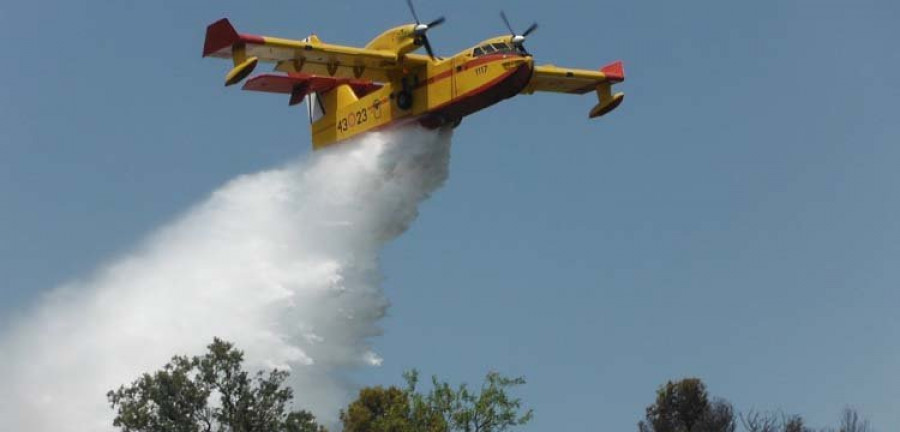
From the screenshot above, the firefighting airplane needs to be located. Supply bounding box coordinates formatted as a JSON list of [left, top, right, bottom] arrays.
[[202, 2, 625, 150]]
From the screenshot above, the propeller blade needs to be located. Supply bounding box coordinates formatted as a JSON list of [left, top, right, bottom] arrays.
[[422, 36, 436, 59], [500, 11, 515, 35], [522, 22, 539, 37], [406, 1, 443, 58], [406, 0, 420, 24]]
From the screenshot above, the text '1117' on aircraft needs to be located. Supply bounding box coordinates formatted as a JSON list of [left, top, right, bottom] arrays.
[[202, 2, 625, 150]]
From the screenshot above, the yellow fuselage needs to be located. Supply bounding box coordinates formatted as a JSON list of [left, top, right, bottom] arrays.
[[302, 44, 534, 149]]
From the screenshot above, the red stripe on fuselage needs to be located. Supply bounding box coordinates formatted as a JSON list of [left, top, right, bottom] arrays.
[[414, 53, 525, 89], [425, 61, 533, 119]]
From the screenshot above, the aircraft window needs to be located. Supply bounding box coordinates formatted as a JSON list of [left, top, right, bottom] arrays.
[[481, 44, 496, 54], [473, 47, 484, 57], [492, 43, 511, 52]]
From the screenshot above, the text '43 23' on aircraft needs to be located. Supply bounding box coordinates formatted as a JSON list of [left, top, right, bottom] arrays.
[[202, 3, 625, 150]]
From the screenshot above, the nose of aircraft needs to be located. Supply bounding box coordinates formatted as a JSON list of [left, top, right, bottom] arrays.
[[506, 55, 534, 73], [519, 56, 535, 77], [497, 55, 534, 97], [523, 55, 534, 69]]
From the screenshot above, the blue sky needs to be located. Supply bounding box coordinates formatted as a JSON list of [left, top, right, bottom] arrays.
[[2, 0, 898, 430]]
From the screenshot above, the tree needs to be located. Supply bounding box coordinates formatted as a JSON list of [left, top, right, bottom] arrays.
[[781, 414, 811, 432], [107, 338, 325, 432], [696, 399, 736, 432], [839, 408, 870, 432], [340, 386, 419, 432], [740, 411, 814, 432], [739, 411, 780, 432], [639, 378, 876, 432], [340, 370, 533, 432], [638, 378, 735, 432]]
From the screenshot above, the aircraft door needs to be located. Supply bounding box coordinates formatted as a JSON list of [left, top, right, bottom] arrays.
[[451, 57, 464, 98]]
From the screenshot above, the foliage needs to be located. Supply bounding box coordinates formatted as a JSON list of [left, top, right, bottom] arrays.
[[639, 378, 874, 432], [107, 338, 325, 432], [340, 370, 532, 432], [340, 386, 418, 432], [638, 378, 735, 432]]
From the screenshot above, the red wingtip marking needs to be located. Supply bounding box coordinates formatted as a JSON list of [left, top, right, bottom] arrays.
[[600, 61, 625, 82], [240, 33, 266, 45], [203, 18, 240, 57]]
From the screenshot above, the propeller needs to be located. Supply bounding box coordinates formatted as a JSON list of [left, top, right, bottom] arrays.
[[500, 11, 538, 55], [407, 0, 445, 59]]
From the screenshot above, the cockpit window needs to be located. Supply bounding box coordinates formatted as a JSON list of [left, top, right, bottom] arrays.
[[474, 43, 521, 57]]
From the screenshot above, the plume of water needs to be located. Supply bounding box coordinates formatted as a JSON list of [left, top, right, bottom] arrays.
[[0, 125, 452, 431]]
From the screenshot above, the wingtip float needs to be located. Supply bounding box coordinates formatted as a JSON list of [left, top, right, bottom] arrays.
[[202, 5, 625, 150]]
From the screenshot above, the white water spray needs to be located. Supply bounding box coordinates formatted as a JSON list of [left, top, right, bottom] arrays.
[[0, 126, 452, 431]]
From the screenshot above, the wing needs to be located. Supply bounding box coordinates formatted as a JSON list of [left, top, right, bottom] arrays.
[[203, 18, 428, 85], [522, 61, 625, 94], [521, 61, 626, 118], [242, 74, 383, 106]]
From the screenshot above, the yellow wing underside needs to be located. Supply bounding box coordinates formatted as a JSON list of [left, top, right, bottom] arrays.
[[523, 65, 612, 94], [203, 19, 429, 82], [522, 62, 626, 118]]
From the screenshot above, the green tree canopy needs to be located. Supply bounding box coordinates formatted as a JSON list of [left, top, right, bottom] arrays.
[[107, 338, 325, 432], [341, 370, 533, 432], [639, 378, 873, 432], [638, 378, 735, 432]]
